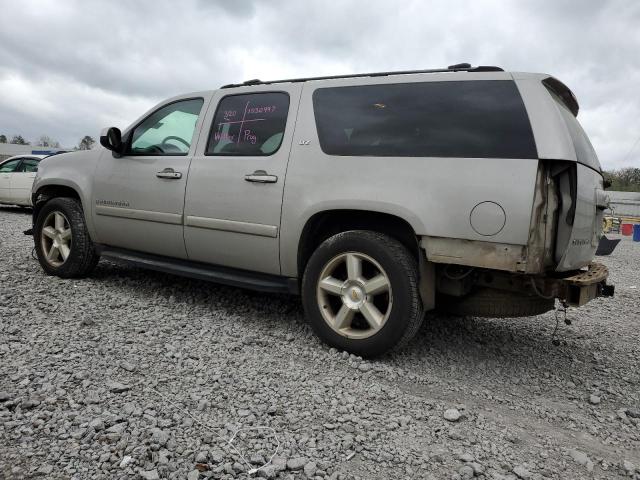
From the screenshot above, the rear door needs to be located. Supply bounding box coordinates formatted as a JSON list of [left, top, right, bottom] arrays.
[[184, 85, 302, 274], [10, 157, 40, 205], [0, 158, 22, 202]]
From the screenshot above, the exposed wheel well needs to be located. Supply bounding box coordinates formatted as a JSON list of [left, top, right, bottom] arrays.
[[297, 210, 419, 278], [32, 185, 81, 223]]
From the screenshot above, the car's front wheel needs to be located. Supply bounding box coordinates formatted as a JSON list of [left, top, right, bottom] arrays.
[[302, 230, 423, 358], [34, 197, 99, 278]]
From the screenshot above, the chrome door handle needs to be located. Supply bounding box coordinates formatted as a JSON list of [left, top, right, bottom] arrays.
[[244, 170, 278, 183], [156, 168, 182, 179]]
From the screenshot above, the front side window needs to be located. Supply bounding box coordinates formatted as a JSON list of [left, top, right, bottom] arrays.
[[19, 159, 39, 172], [0, 159, 21, 173], [206, 92, 290, 156], [128, 98, 204, 155], [313, 80, 537, 159]]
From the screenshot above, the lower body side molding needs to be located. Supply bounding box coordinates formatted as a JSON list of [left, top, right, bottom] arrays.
[[96, 245, 298, 294]]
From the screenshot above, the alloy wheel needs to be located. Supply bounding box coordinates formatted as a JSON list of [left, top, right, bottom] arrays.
[[40, 211, 72, 267], [316, 251, 393, 339]]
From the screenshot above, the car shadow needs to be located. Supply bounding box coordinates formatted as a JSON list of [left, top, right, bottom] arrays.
[[0, 205, 31, 215], [90, 259, 304, 318]]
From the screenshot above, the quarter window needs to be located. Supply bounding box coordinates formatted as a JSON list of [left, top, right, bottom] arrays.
[[313, 80, 537, 159], [128, 98, 204, 155], [0, 159, 21, 172], [206, 92, 290, 156]]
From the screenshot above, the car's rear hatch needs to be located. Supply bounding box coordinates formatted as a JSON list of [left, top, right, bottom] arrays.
[[542, 78, 608, 272]]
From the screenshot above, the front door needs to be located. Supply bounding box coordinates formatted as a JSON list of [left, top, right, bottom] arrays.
[[92, 96, 209, 258], [184, 85, 302, 274]]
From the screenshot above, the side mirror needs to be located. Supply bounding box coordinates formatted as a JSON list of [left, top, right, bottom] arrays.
[[99, 127, 123, 154]]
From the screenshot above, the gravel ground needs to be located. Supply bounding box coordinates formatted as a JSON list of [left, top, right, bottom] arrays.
[[1, 205, 639, 480]]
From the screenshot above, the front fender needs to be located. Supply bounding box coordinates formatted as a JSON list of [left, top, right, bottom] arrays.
[[32, 150, 102, 240]]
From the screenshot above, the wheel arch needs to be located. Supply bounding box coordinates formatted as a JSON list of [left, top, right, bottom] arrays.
[[296, 209, 421, 280], [32, 183, 84, 228]]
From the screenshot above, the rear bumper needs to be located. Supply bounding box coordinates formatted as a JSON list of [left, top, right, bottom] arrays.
[[537, 262, 614, 307]]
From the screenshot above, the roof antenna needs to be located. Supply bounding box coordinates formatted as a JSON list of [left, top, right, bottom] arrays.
[[448, 63, 472, 70]]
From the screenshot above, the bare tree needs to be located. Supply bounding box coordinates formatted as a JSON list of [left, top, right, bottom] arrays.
[[78, 135, 96, 150], [36, 135, 61, 148]]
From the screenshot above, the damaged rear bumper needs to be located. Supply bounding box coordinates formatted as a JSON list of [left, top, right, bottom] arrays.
[[465, 262, 614, 308], [536, 262, 614, 307]]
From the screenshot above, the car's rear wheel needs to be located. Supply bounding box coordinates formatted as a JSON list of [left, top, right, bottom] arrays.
[[34, 197, 99, 278], [302, 230, 423, 358]]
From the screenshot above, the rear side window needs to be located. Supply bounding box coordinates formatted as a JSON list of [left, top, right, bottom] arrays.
[[207, 92, 290, 156], [313, 80, 537, 159], [19, 158, 39, 172]]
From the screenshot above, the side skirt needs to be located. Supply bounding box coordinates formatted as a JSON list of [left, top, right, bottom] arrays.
[[96, 246, 299, 294]]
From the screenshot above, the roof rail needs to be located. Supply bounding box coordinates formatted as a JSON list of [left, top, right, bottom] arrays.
[[220, 63, 504, 89]]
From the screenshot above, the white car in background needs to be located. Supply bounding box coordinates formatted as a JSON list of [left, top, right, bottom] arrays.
[[0, 155, 48, 207]]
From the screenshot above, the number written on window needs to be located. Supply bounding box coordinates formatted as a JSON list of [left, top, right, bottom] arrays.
[[207, 92, 290, 156]]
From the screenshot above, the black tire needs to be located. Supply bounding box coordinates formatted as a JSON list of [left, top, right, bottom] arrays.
[[34, 197, 99, 278], [437, 287, 555, 318], [302, 230, 423, 358]]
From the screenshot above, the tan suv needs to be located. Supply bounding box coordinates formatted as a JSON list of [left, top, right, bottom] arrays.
[[30, 63, 613, 357]]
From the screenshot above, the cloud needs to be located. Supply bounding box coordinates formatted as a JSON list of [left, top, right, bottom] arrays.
[[0, 0, 638, 168], [0, 68, 153, 146]]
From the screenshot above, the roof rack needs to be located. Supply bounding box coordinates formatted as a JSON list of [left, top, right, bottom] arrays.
[[220, 63, 504, 89]]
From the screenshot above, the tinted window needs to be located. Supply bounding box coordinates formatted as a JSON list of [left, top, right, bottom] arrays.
[[547, 88, 601, 172], [128, 98, 204, 155], [313, 80, 537, 159], [207, 92, 289, 156], [19, 158, 39, 172], [0, 159, 21, 172]]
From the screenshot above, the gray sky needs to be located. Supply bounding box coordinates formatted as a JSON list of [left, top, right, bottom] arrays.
[[0, 0, 638, 169]]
